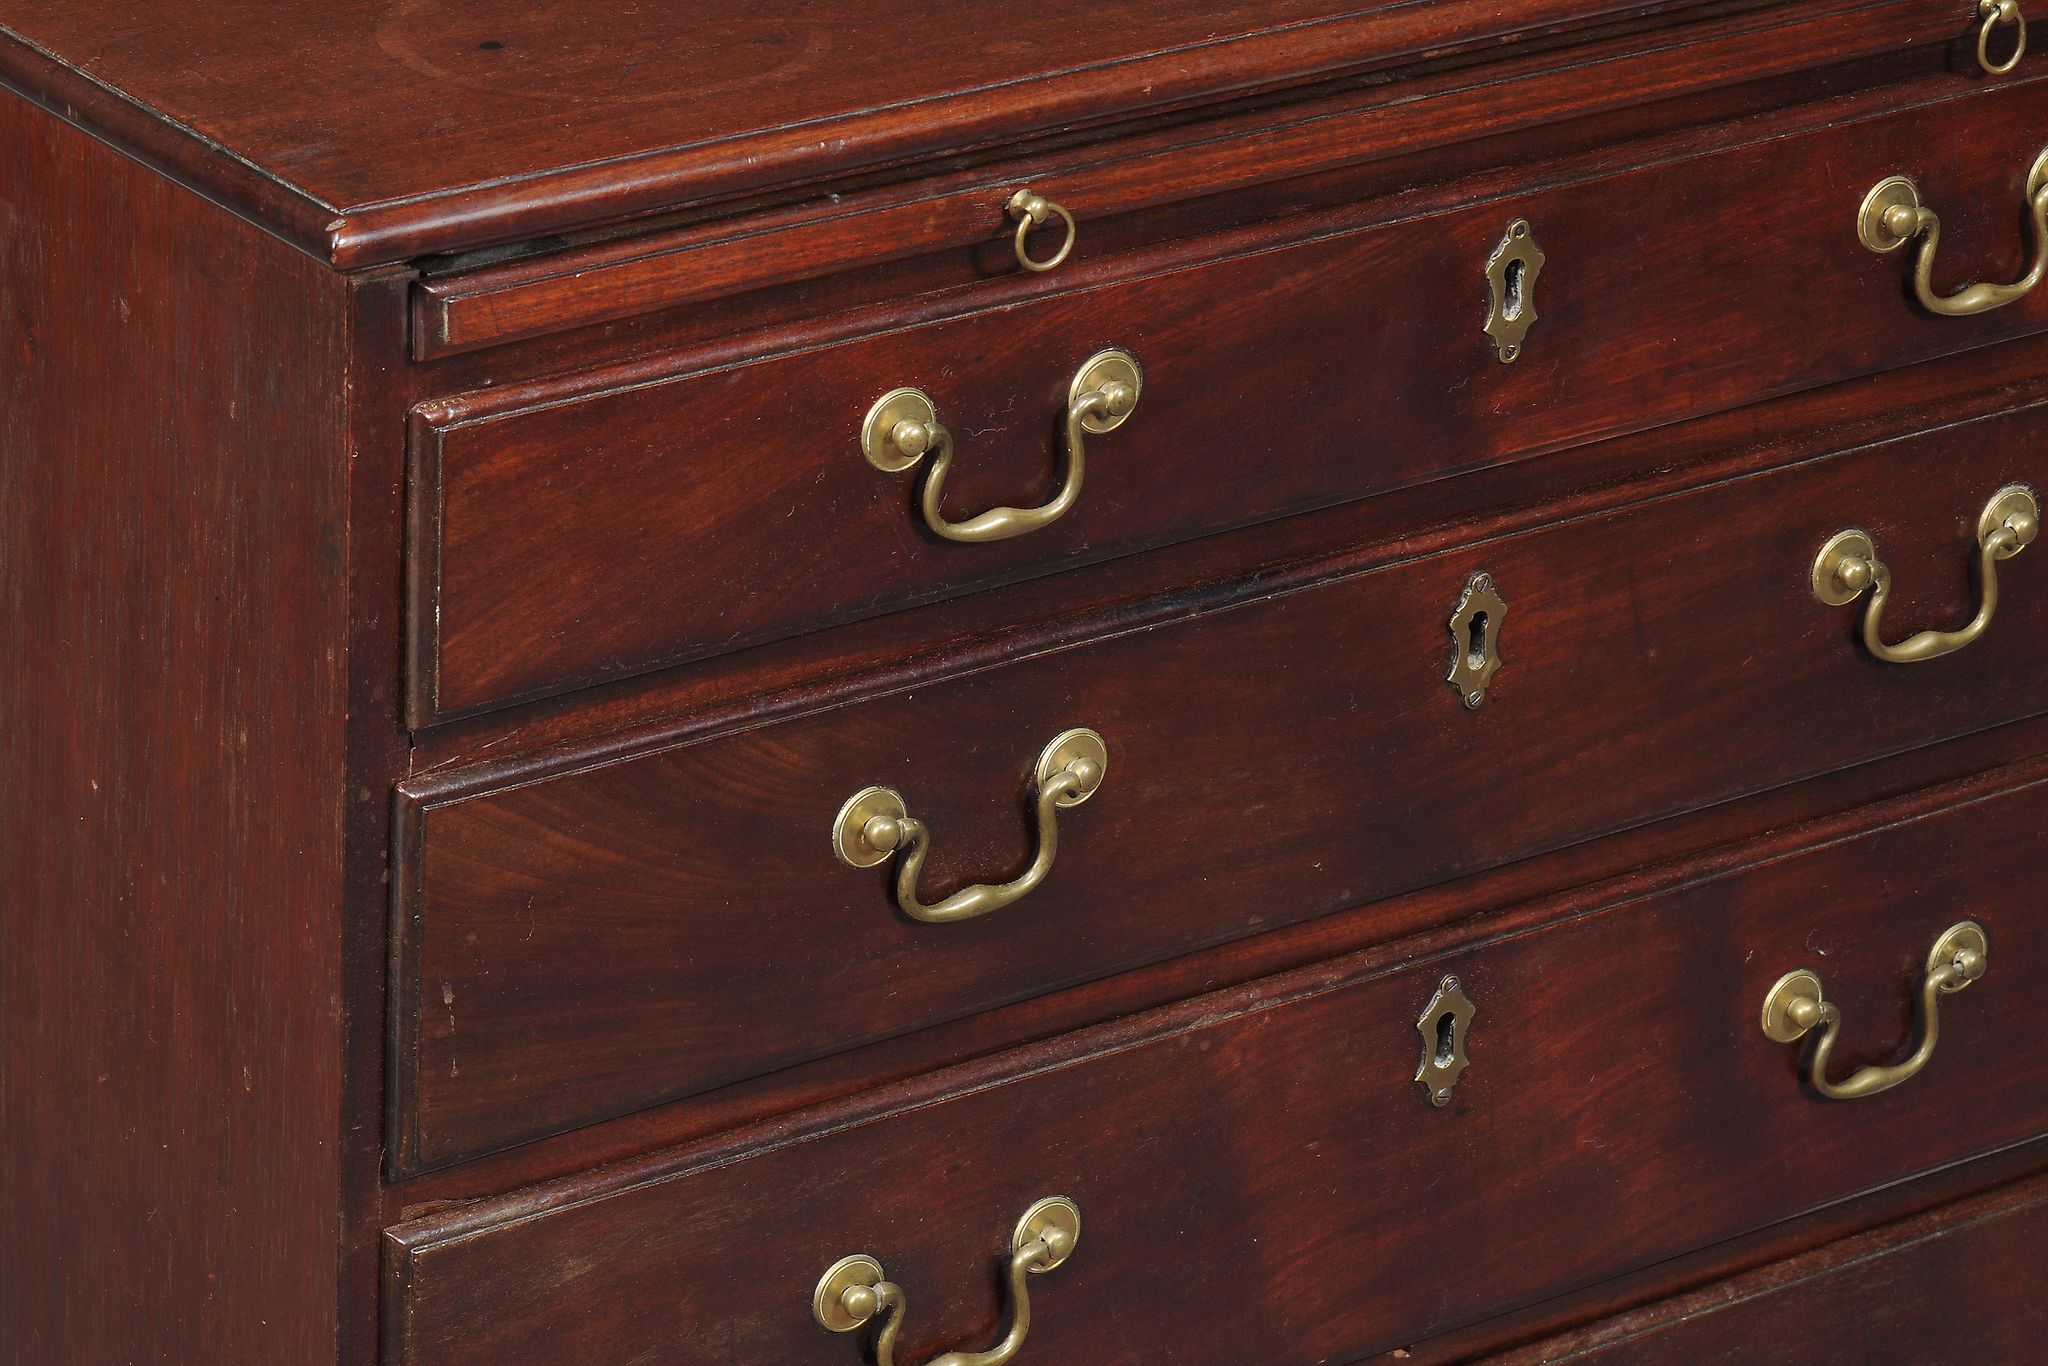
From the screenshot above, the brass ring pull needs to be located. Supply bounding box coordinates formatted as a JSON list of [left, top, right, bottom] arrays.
[[1812, 485, 2037, 663], [833, 729, 1107, 924], [1762, 922, 1988, 1100], [1859, 146, 2048, 316], [814, 1197, 1081, 1366], [861, 349, 1141, 543], [1979, 0, 2027, 74], [1006, 189, 1076, 272]]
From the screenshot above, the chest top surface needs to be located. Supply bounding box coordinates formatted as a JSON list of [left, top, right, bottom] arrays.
[[0, 0, 1736, 265]]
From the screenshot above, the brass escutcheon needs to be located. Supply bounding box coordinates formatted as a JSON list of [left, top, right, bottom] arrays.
[[1446, 572, 1507, 709], [1415, 974, 1476, 1107], [1484, 219, 1545, 362]]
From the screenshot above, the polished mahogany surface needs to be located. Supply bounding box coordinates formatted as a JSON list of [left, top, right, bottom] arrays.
[[0, 0, 1974, 264], [387, 763, 2048, 1364], [395, 390, 2048, 1170], [1493, 1172, 2048, 1363], [0, 91, 354, 1362], [3, 1, 2045, 1361], [409, 73, 2048, 720]]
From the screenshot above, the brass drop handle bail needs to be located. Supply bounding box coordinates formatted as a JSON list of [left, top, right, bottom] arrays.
[[1979, 0, 2027, 74], [1859, 146, 2048, 316], [1812, 484, 2037, 663], [861, 349, 1142, 543], [1762, 922, 1988, 1100], [814, 1197, 1081, 1366], [833, 729, 1107, 924], [1005, 188, 1077, 272]]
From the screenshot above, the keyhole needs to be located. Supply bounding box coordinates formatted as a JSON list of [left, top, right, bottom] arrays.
[[1434, 1010, 1460, 1067], [1465, 611, 1490, 669], [1502, 258, 1526, 321]]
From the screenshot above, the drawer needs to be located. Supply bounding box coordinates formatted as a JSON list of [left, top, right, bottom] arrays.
[[1491, 1173, 2048, 1363], [392, 394, 2048, 1171], [385, 763, 2048, 1364], [408, 0, 1989, 360], [408, 73, 2048, 723]]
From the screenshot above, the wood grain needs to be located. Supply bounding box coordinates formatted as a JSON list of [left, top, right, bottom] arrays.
[[375, 713, 2048, 1209], [385, 766, 2048, 1365], [408, 71, 2048, 722], [394, 393, 2048, 1170], [0, 0, 1900, 266], [1485, 1172, 2048, 1364], [409, 0, 1972, 358], [0, 88, 352, 1363]]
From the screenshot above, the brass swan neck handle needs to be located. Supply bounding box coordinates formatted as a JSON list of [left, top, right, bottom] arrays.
[[1859, 146, 2048, 317], [1762, 921, 1988, 1100], [1813, 485, 2037, 664], [814, 1198, 1081, 1366], [861, 350, 1141, 543], [833, 730, 1107, 925]]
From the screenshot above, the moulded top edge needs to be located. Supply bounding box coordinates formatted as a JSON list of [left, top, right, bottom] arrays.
[[0, 0, 1743, 268]]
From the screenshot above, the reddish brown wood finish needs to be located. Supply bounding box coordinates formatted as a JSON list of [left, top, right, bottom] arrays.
[[409, 0, 1973, 359], [385, 765, 2048, 1365], [377, 714, 2048, 1211], [5, 1, 2047, 1358], [408, 72, 2048, 722], [1487, 1172, 2048, 1364], [0, 0, 1931, 267], [395, 394, 2048, 1170], [0, 92, 354, 1362]]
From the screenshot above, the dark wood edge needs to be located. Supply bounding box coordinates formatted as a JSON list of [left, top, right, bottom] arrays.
[[407, 0, 1968, 360], [328, 0, 1766, 269], [0, 28, 340, 262], [0, 0, 1872, 269], [382, 751, 2048, 1249], [396, 383, 2048, 804], [337, 269, 419, 1366], [402, 410, 446, 730], [386, 787, 431, 1179]]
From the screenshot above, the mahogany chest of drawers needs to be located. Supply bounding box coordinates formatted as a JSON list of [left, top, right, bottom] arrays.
[[4, 3, 2048, 1362]]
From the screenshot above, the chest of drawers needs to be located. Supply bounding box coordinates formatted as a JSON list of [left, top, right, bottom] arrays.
[[4, 3, 2047, 1362]]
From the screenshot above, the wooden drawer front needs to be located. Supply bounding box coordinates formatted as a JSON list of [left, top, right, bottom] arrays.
[[408, 0, 1982, 360], [394, 397, 2048, 1171], [387, 770, 2048, 1364], [410, 74, 2048, 723], [1493, 1173, 2048, 1364]]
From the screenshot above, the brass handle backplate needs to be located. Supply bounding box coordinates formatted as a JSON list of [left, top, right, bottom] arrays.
[[861, 349, 1141, 543], [814, 1197, 1080, 1366], [1860, 146, 2048, 316], [833, 729, 1107, 924], [1762, 922, 1988, 1100], [1005, 189, 1077, 272], [1812, 484, 2037, 663], [1979, 0, 2028, 74]]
